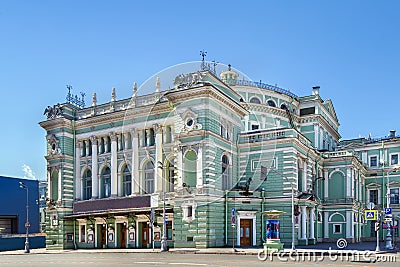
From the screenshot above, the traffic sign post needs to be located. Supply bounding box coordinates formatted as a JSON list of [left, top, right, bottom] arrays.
[[384, 208, 392, 215], [365, 210, 377, 221]]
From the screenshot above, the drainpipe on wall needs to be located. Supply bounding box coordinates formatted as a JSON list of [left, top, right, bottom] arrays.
[[225, 190, 228, 246]]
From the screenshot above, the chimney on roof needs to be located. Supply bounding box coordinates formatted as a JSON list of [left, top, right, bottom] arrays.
[[389, 130, 396, 138], [312, 86, 320, 96]]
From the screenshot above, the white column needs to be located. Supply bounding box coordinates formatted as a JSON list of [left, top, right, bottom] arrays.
[[177, 146, 183, 188], [324, 170, 329, 199], [346, 168, 352, 198], [244, 115, 249, 131], [57, 168, 62, 201], [111, 133, 118, 197], [75, 141, 82, 200], [301, 206, 307, 240], [132, 129, 140, 194], [309, 208, 315, 239], [91, 136, 99, 198], [320, 129, 324, 149], [124, 133, 129, 151], [314, 124, 319, 149], [196, 145, 203, 187], [86, 140, 90, 156], [145, 129, 150, 147], [155, 125, 163, 193], [324, 211, 329, 238], [302, 160, 307, 192]]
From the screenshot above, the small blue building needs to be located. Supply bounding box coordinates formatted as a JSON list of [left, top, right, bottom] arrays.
[[0, 176, 40, 234]]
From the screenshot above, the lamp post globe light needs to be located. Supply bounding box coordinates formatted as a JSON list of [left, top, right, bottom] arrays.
[[158, 161, 168, 252], [19, 182, 30, 253]]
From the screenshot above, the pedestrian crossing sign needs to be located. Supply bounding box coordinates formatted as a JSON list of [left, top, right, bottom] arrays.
[[364, 210, 377, 221]]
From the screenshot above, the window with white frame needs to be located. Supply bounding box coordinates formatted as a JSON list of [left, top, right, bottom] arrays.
[[390, 188, 399, 204], [369, 155, 378, 167], [182, 204, 196, 222], [368, 189, 379, 205], [333, 224, 342, 234], [391, 154, 399, 165]]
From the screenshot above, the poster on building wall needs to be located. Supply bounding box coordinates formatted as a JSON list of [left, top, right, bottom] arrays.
[[266, 220, 280, 239]]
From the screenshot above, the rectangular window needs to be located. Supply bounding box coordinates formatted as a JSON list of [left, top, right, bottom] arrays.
[[390, 188, 399, 204], [333, 224, 341, 234], [300, 107, 315, 116], [369, 189, 378, 205], [187, 206, 193, 218], [391, 154, 399, 165], [251, 124, 259, 130], [370, 156, 377, 167]]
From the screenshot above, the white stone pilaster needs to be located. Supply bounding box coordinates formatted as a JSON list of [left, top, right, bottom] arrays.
[[346, 211, 354, 238], [314, 124, 319, 149], [91, 136, 99, 198], [196, 145, 203, 187], [302, 160, 307, 192], [155, 125, 163, 193], [309, 208, 315, 239], [346, 168, 352, 198], [177, 146, 183, 188], [132, 129, 140, 194], [110, 133, 118, 197], [57, 168, 62, 201], [75, 141, 82, 200], [324, 211, 329, 238]]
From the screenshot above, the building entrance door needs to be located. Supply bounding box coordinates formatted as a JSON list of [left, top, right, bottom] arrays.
[[99, 225, 106, 248], [141, 222, 149, 248], [121, 224, 127, 248], [240, 219, 252, 246]]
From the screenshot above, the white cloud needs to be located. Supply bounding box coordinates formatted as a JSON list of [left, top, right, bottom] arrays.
[[22, 164, 36, 180]]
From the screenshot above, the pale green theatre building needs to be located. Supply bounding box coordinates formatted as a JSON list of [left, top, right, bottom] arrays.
[[40, 65, 400, 250]]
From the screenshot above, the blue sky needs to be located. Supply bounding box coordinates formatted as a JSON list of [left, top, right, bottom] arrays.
[[1, 0, 399, 180]]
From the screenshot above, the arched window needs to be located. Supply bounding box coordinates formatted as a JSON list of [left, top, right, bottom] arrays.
[[144, 162, 154, 194], [82, 169, 92, 200], [222, 155, 230, 190], [280, 103, 288, 110], [267, 100, 276, 107], [101, 167, 111, 198], [249, 97, 261, 104], [184, 150, 197, 188], [123, 165, 132, 196], [167, 160, 175, 192]]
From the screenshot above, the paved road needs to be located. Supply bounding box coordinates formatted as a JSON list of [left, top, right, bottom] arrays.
[[0, 252, 398, 267]]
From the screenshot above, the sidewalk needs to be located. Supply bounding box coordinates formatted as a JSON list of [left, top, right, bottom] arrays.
[[0, 242, 398, 256]]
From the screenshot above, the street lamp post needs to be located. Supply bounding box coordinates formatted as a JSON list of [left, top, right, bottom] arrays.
[[19, 182, 30, 253], [158, 161, 168, 252]]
